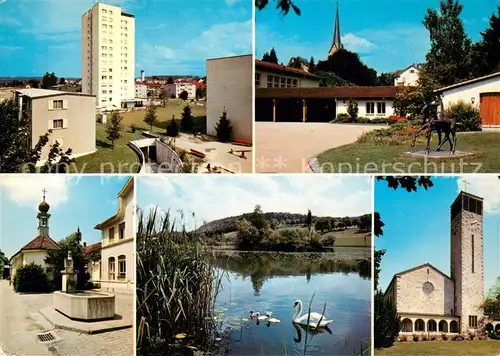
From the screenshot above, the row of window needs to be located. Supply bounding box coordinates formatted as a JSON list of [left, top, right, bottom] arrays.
[[101, 24, 113, 29], [102, 75, 113, 80], [101, 16, 113, 22], [365, 102, 386, 115], [101, 9, 114, 15], [102, 90, 113, 94], [257, 74, 299, 88], [108, 255, 126, 280], [109, 222, 126, 242]]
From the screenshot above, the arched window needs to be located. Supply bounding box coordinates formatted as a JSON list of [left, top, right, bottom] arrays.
[[118, 255, 126, 280], [108, 257, 115, 280], [427, 319, 437, 332], [439, 320, 448, 333], [450, 320, 459, 333], [415, 319, 425, 332], [401, 318, 413, 332]]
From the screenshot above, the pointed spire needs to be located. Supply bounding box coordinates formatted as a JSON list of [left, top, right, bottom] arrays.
[[329, 1, 344, 56], [42, 188, 47, 202]]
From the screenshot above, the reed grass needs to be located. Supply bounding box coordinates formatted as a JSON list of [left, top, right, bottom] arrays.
[[136, 207, 224, 355]]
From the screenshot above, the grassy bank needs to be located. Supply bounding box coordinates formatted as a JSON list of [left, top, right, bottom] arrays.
[[317, 132, 500, 173], [121, 99, 206, 134], [136, 208, 224, 355]]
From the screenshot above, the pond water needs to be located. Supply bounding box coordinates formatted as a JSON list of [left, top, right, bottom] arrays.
[[214, 252, 371, 356]]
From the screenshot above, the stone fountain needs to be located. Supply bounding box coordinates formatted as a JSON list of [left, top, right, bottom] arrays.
[[53, 251, 115, 321]]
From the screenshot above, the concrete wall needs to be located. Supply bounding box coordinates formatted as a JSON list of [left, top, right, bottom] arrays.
[[155, 140, 183, 172], [441, 76, 500, 113], [207, 55, 253, 142], [451, 210, 484, 332], [30, 94, 96, 162], [255, 70, 320, 89], [336, 99, 395, 118], [395, 267, 454, 316]]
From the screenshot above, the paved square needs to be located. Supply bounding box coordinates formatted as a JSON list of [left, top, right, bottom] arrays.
[[0, 280, 133, 356], [255, 122, 386, 173]]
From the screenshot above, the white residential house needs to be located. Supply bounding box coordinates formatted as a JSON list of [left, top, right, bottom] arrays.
[[164, 82, 196, 99], [394, 65, 421, 87], [206, 55, 253, 143], [9, 194, 60, 284], [436, 71, 500, 127], [94, 177, 135, 292], [15, 89, 96, 164], [135, 83, 148, 99], [82, 2, 136, 110]]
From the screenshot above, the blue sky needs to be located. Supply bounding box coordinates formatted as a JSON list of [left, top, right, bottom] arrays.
[[137, 175, 371, 231], [0, 0, 252, 78], [256, 0, 498, 73], [0, 175, 130, 259], [376, 176, 500, 295]]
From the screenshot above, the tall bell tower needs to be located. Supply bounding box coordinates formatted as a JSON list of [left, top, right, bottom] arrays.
[[37, 188, 51, 237], [450, 191, 484, 333]]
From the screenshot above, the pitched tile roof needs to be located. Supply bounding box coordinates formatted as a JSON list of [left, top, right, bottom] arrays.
[[255, 60, 319, 79], [84, 242, 102, 258], [256, 86, 400, 99], [21, 235, 60, 251]]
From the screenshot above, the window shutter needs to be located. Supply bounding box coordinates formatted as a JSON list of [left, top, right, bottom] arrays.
[[63, 119, 68, 128], [48, 120, 53, 130], [48, 100, 53, 110], [63, 99, 68, 109]]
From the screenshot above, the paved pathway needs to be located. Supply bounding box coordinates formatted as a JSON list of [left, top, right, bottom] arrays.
[[255, 122, 386, 173], [0, 280, 133, 356]]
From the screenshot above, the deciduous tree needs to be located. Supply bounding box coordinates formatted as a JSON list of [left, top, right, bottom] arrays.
[[143, 104, 158, 132], [106, 111, 123, 148]]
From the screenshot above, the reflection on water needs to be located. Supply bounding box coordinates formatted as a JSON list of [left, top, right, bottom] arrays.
[[213, 252, 371, 355]]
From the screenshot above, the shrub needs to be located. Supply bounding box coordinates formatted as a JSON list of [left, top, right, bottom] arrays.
[[467, 331, 476, 340], [215, 110, 233, 142], [441, 333, 448, 341], [422, 334, 428, 341], [130, 124, 137, 133], [14, 263, 52, 293], [399, 334, 408, 342], [452, 334, 465, 341], [430, 336, 437, 341], [374, 290, 401, 348], [180, 104, 194, 132], [166, 115, 179, 137], [320, 235, 335, 247], [179, 90, 189, 100], [412, 334, 419, 342], [444, 100, 481, 132], [346, 99, 358, 120], [332, 113, 351, 123]]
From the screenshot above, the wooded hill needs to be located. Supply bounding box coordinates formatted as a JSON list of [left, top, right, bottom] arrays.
[[195, 212, 371, 236]]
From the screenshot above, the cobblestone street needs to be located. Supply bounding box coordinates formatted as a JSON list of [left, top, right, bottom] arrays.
[[0, 280, 134, 356]]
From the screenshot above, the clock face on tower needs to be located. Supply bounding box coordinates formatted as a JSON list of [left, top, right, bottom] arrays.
[[422, 282, 434, 294]]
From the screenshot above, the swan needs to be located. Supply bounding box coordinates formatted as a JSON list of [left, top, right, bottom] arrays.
[[249, 311, 268, 321], [293, 300, 332, 328], [265, 312, 280, 323]]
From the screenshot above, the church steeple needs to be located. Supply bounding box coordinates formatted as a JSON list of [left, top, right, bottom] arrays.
[[329, 1, 343, 56], [37, 188, 51, 237]]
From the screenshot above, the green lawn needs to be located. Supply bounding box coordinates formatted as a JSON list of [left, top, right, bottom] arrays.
[[69, 100, 206, 173], [121, 99, 206, 134], [323, 229, 371, 247], [375, 340, 500, 355], [317, 132, 500, 173], [70, 123, 143, 173]]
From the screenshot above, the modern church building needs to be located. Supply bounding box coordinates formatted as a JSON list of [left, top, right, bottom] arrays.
[[384, 191, 499, 335]]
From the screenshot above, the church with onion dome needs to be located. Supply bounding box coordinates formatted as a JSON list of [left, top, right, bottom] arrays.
[[9, 189, 61, 283]]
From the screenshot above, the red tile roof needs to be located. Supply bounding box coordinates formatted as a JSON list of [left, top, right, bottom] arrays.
[[21, 236, 60, 251], [84, 242, 102, 258], [255, 60, 319, 79], [256, 86, 400, 99]]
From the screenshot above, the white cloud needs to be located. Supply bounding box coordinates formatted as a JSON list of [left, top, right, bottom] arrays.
[[0, 176, 77, 210], [457, 176, 500, 214], [139, 176, 371, 230], [0, 0, 8, 4], [341, 33, 376, 54], [140, 20, 252, 73], [225, 0, 241, 6]]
